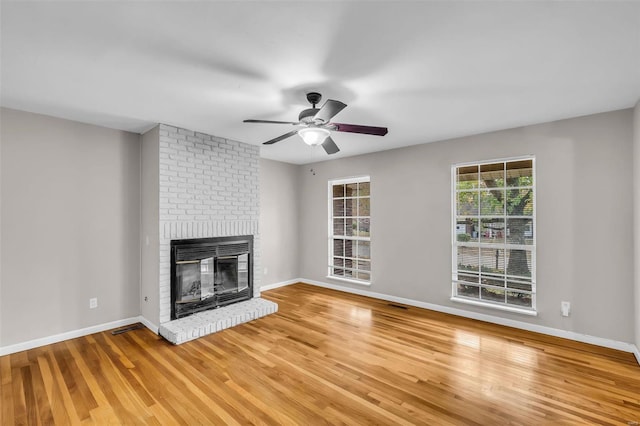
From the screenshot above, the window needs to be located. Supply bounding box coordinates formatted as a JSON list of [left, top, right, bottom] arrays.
[[329, 177, 371, 284], [452, 158, 536, 313]]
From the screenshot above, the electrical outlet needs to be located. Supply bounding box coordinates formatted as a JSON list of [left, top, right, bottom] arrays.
[[89, 297, 98, 309], [264, 267, 268, 275], [144, 296, 148, 302], [561, 301, 570, 317]]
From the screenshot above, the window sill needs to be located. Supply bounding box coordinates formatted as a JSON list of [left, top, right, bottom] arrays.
[[451, 296, 538, 316], [326, 276, 371, 286]]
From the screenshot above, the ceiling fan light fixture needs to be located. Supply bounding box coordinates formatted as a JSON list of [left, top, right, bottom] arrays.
[[299, 127, 330, 146]]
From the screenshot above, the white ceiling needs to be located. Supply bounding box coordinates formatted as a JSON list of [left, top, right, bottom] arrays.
[[2, 1, 639, 164]]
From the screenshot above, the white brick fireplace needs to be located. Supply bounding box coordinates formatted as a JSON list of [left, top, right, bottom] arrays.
[[156, 124, 261, 324]]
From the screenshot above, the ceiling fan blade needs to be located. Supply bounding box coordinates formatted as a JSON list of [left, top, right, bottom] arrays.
[[321, 136, 340, 155], [262, 130, 299, 145], [314, 99, 347, 123], [331, 123, 388, 136], [244, 119, 299, 125]]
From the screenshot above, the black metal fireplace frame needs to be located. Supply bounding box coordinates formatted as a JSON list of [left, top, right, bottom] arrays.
[[170, 235, 253, 320]]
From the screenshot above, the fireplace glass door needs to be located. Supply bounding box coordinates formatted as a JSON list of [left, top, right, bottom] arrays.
[[176, 257, 214, 303], [215, 253, 249, 295]]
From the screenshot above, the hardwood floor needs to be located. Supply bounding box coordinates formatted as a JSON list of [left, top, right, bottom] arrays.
[[2, 283, 639, 425]]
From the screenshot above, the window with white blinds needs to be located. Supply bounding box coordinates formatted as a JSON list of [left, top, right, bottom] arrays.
[[329, 177, 371, 284], [452, 158, 536, 313]]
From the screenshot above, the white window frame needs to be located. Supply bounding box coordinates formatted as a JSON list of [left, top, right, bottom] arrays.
[[451, 156, 537, 315], [328, 176, 371, 285]]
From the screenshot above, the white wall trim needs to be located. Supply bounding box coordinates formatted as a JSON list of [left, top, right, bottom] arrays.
[[633, 344, 640, 365], [296, 278, 639, 361], [0, 316, 150, 356], [139, 316, 159, 334], [260, 278, 302, 292]]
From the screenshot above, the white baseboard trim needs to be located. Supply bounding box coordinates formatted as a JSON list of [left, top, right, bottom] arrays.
[[260, 278, 302, 292], [633, 344, 640, 365], [138, 316, 159, 334], [299, 278, 639, 360], [0, 316, 148, 356]]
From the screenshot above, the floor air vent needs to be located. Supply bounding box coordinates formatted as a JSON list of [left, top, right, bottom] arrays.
[[111, 323, 145, 335], [387, 303, 408, 310]]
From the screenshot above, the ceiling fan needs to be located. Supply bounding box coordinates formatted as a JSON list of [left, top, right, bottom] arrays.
[[243, 92, 388, 155]]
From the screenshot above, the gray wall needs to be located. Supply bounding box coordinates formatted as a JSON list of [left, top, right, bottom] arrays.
[[259, 158, 300, 286], [1, 105, 636, 348], [296, 109, 634, 343], [634, 100, 640, 350], [0, 108, 141, 346], [140, 126, 160, 327]]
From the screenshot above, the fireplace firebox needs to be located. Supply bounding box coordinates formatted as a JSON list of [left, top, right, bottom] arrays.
[[170, 235, 253, 320]]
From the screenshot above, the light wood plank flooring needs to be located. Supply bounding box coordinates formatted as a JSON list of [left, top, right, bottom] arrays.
[[2, 283, 640, 425]]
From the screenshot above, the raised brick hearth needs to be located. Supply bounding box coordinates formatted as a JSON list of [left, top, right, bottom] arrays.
[[159, 298, 278, 344]]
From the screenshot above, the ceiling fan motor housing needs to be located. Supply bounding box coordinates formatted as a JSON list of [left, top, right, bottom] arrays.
[[298, 108, 319, 123]]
